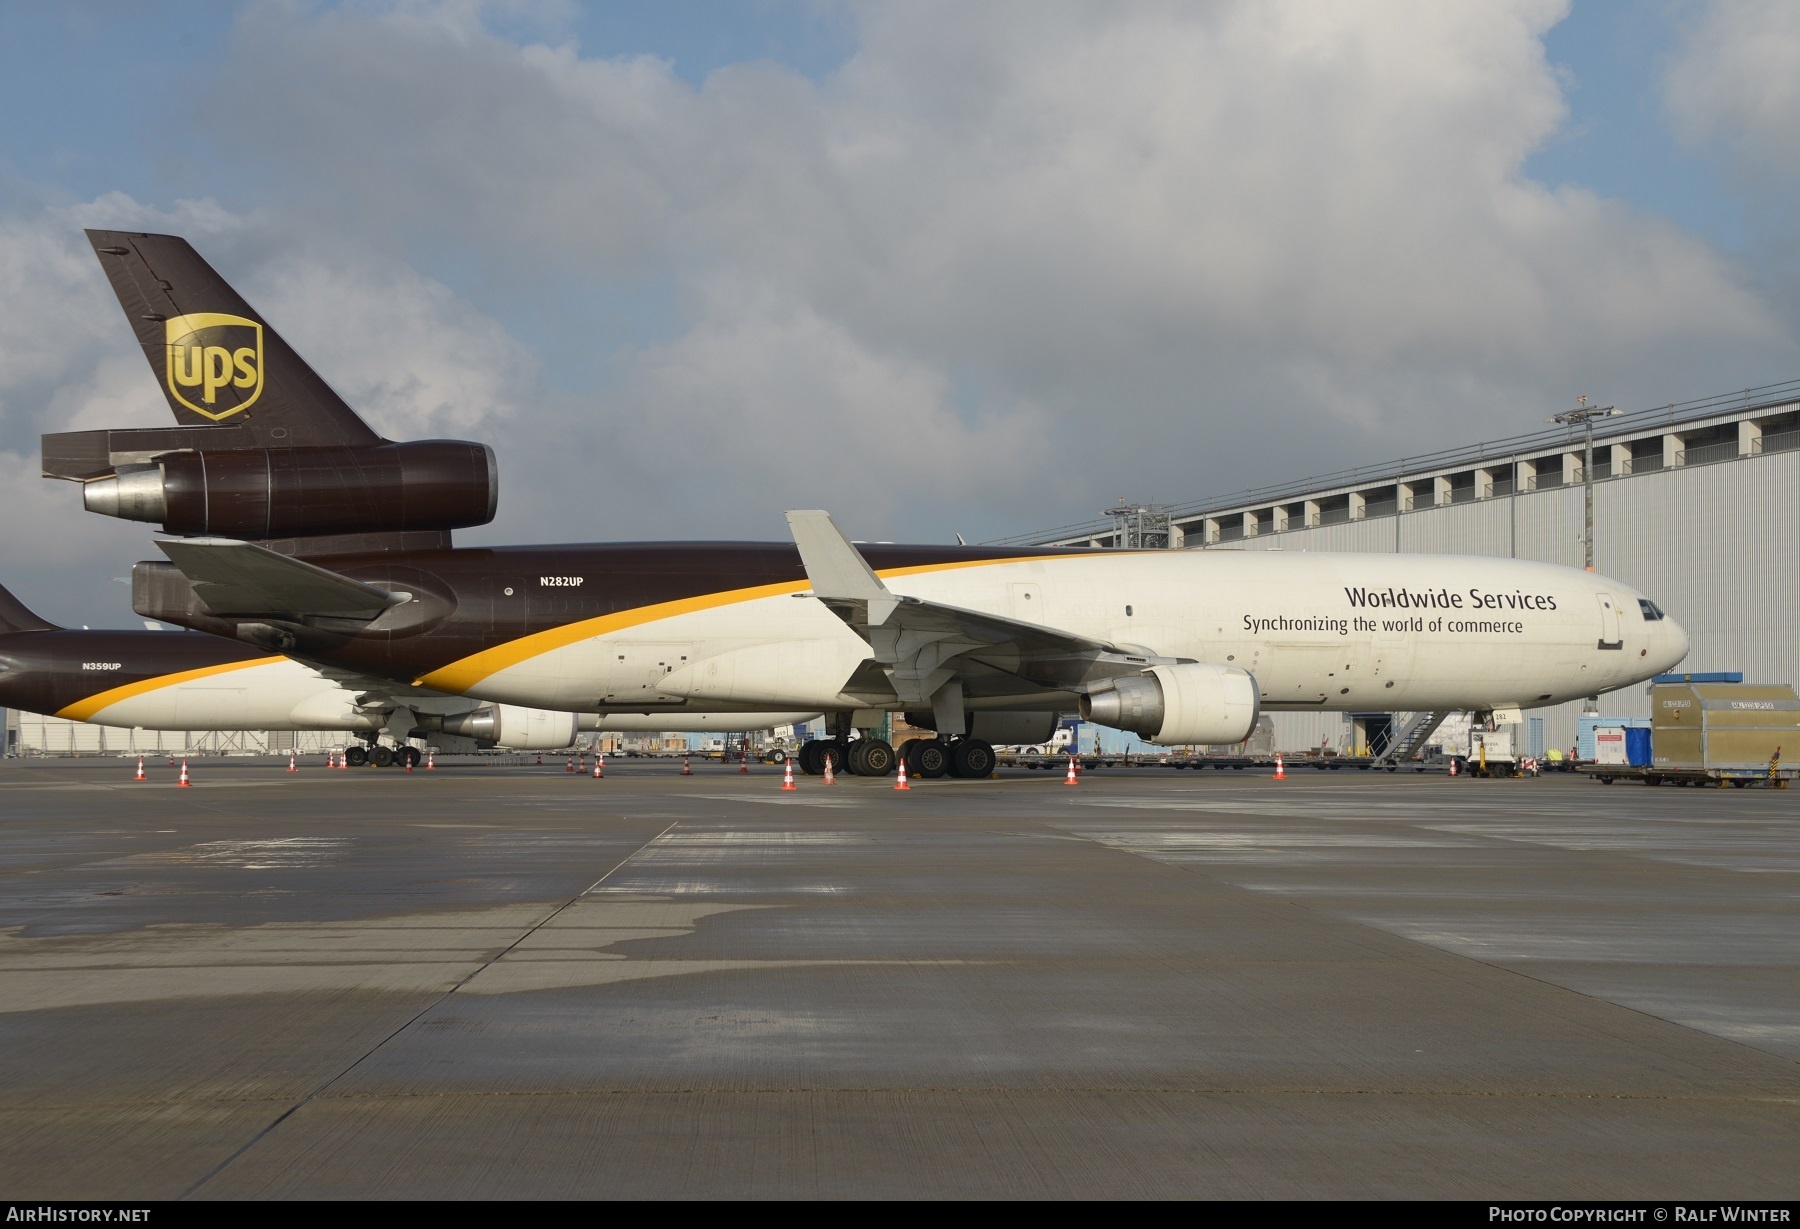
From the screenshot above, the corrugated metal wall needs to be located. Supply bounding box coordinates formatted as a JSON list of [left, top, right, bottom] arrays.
[[1242, 449, 1800, 754], [4, 711, 344, 756]]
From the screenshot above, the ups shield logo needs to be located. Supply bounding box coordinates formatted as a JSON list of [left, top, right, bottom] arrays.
[[165, 313, 264, 420]]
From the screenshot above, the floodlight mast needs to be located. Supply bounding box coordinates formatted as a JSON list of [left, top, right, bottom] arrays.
[[1548, 398, 1621, 573]]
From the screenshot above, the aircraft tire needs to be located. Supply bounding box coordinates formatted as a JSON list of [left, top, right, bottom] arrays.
[[952, 738, 995, 779], [401, 747, 422, 769], [371, 745, 395, 768], [856, 739, 896, 777], [911, 739, 951, 779], [344, 745, 368, 767], [797, 741, 823, 775]]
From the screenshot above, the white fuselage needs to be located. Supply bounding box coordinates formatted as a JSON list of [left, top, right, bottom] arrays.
[[446, 551, 1688, 716], [72, 657, 812, 738]]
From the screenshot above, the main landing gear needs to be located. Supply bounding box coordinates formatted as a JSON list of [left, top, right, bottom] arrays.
[[343, 741, 421, 768], [795, 732, 996, 780]]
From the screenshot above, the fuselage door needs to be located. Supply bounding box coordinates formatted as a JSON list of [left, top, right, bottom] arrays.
[[1596, 592, 1623, 650]]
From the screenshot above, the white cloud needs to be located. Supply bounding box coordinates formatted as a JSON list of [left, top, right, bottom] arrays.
[[8, 0, 1798, 625], [1667, 0, 1800, 182], [186, 0, 1794, 548], [254, 254, 537, 441]]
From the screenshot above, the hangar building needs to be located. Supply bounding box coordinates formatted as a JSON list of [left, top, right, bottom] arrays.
[[1001, 380, 1800, 757]]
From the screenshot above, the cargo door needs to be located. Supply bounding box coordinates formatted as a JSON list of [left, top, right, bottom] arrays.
[[1595, 592, 1623, 650]]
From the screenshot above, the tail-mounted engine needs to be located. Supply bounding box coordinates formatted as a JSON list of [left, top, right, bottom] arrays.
[[75, 440, 497, 539], [1080, 662, 1260, 746]]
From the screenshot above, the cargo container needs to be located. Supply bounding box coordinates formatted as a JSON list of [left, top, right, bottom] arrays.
[[1585, 681, 1796, 787]]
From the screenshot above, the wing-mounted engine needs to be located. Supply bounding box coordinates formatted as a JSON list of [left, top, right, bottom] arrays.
[[1081, 662, 1260, 746], [432, 705, 578, 750]]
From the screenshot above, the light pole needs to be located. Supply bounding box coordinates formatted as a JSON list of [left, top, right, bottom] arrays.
[[1549, 398, 1621, 721], [1548, 398, 1620, 573]]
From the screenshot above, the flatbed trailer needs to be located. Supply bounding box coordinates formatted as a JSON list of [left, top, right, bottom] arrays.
[[1000, 752, 1427, 773], [1579, 764, 1792, 788]]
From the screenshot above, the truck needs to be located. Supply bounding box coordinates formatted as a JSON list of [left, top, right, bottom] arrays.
[[1461, 726, 1522, 777], [1585, 681, 1797, 787]]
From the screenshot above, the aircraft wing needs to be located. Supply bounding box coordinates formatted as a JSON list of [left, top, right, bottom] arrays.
[[786, 510, 1182, 713], [156, 538, 409, 619]]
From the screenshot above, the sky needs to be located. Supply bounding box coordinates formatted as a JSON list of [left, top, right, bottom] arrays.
[[2, 0, 1799, 627]]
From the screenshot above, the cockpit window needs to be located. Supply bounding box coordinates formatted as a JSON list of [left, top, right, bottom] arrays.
[[1638, 599, 1665, 621]]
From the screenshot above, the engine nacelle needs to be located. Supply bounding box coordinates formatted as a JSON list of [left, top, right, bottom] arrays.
[[438, 705, 577, 750], [1079, 662, 1260, 746], [82, 440, 497, 539]]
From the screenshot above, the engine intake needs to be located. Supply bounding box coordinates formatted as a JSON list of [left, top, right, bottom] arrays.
[[82, 440, 497, 539], [1080, 662, 1260, 746]]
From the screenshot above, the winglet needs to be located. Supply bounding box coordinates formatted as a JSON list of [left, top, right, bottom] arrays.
[[785, 510, 898, 626]]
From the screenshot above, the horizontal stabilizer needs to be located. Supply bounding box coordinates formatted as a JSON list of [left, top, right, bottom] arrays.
[[0, 582, 57, 634], [156, 539, 409, 619], [42, 425, 257, 481]]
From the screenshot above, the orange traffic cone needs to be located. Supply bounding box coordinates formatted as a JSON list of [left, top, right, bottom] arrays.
[[134, 756, 147, 782], [1272, 754, 1287, 781], [739, 750, 750, 774], [781, 757, 797, 791], [1065, 755, 1079, 786], [593, 754, 604, 779], [404, 752, 414, 773], [536, 754, 542, 766], [565, 756, 574, 773], [681, 752, 692, 776], [1449, 756, 1458, 777], [823, 750, 836, 785], [287, 751, 298, 773], [176, 759, 192, 788], [895, 757, 911, 790], [426, 750, 436, 770]]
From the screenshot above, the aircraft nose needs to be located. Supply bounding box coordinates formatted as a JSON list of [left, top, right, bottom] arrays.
[[1657, 616, 1690, 674]]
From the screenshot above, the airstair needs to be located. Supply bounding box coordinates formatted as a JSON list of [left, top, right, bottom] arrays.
[[1372, 710, 1454, 765]]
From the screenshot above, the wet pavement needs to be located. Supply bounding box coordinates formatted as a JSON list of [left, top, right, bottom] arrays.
[[1, 756, 1796, 1199]]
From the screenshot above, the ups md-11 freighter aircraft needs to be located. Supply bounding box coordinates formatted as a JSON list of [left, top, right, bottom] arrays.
[[44, 230, 1689, 779], [0, 582, 816, 766]]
